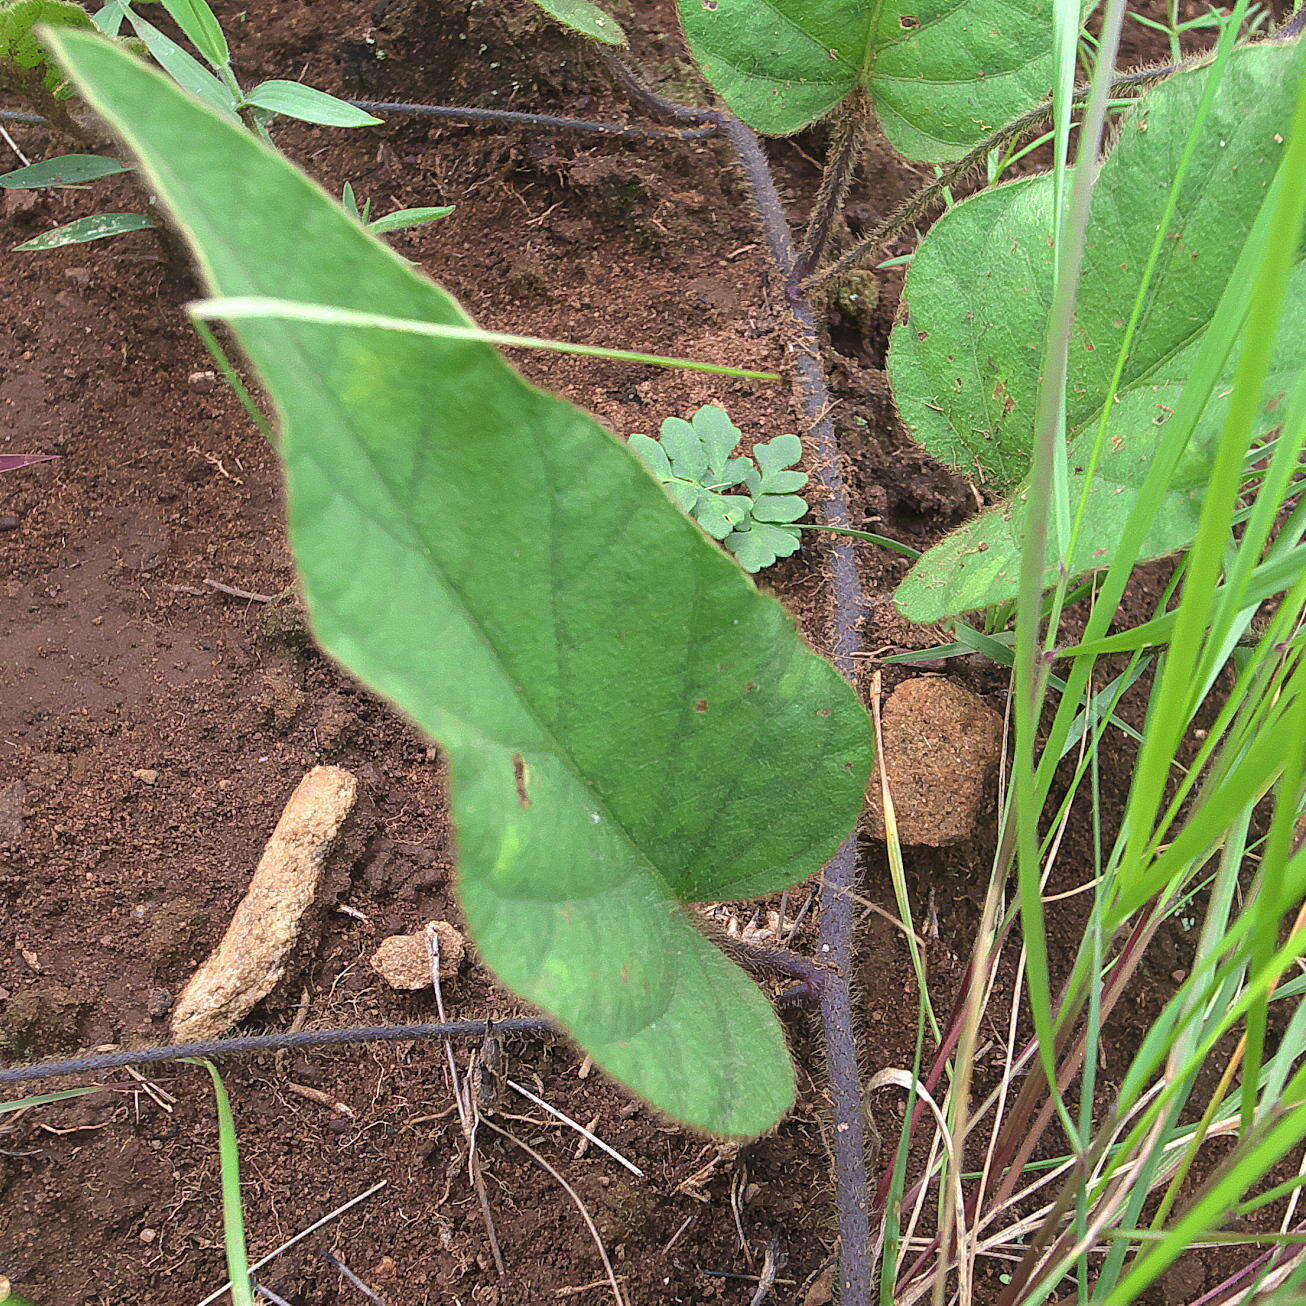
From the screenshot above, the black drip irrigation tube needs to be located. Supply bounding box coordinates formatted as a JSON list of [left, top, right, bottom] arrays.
[[2, 67, 876, 1305], [0, 100, 717, 139], [0, 982, 817, 1090]]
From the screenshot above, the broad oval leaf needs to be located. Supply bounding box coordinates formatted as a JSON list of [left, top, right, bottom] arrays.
[[14, 209, 154, 249], [52, 30, 874, 1136], [528, 0, 627, 46], [0, 151, 128, 186], [245, 79, 383, 128], [678, 0, 1057, 159], [888, 41, 1304, 622]]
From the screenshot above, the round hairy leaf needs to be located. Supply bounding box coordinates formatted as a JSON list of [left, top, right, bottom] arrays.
[[888, 41, 1304, 622], [678, 0, 1058, 160]]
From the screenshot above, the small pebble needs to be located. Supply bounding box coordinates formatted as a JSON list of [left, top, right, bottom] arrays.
[[188, 370, 218, 393], [132, 769, 159, 785], [0, 516, 19, 531]]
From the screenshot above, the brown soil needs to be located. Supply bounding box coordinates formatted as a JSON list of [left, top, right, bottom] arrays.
[[0, 3, 1276, 1304]]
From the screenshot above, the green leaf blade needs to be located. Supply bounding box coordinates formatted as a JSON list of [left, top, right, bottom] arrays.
[[52, 28, 873, 1136], [367, 204, 454, 234], [158, 0, 227, 68], [864, 0, 1061, 160], [14, 209, 154, 248], [0, 151, 127, 186], [527, 0, 627, 46], [244, 79, 382, 127], [125, 8, 237, 117]]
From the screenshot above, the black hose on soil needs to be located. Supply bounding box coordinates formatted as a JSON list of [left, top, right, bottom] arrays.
[[0, 982, 816, 1090]]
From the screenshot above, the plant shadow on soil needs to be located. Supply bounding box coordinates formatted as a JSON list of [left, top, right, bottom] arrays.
[[0, 1, 1278, 1302]]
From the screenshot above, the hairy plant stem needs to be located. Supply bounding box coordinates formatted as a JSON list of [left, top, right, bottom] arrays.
[[802, 57, 1216, 295], [791, 98, 868, 290], [805, 10, 1306, 297], [0, 100, 718, 140], [602, 54, 876, 1305], [346, 97, 718, 140]]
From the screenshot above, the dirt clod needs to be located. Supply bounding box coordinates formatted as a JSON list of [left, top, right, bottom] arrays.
[[131, 768, 159, 785], [0, 780, 24, 844], [868, 676, 1003, 846], [170, 766, 359, 1041], [370, 920, 464, 989], [803, 1265, 837, 1306], [1, 984, 87, 1056], [144, 897, 210, 981]]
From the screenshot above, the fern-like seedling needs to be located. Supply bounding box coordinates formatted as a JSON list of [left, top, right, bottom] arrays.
[[630, 405, 809, 573]]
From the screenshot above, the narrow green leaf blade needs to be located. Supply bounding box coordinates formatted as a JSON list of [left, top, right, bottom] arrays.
[[678, 0, 1057, 159], [889, 43, 1303, 621], [157, 0, 228, 68], [189, 296, 781, 380], [188, 1060, 254, 1306], [367, 204, 454, 234], [125, 9, 237, 118], [527, 0, 627, 46], [245, 80, 382, 127], [14, 210, 154, 248], [92, 0, 129, 35], [0, 1086, 99, 1114], [0, 151, 127, 186], [53, 28, 873, 1136]]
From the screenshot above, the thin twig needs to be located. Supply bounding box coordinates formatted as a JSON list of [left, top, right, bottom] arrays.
[[202, 578, 276, 603], [504, 1078, 644, 1177], [0, 122, 30, 165], [194, 1180, 388, 1306], [748, 1237, 786, 1306], [427, 926, 507, 1281], [479, 1115, 628, 1306], [320, 1249, 389, 1305]]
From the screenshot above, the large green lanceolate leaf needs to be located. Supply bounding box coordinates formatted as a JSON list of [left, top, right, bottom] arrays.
[[888, 42, 1304, 623], [51, 30, 873, 1136], [678, 0, 1055, 158]]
